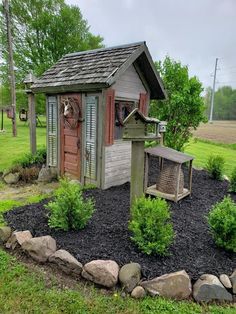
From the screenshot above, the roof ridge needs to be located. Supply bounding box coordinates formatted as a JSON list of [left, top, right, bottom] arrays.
[[65, 41, 146, 58]]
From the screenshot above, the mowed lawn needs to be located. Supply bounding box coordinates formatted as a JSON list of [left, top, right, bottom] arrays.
[[0, 248, 235, 314], [185, 139, 236, 177], [0, 114, 46, 171]]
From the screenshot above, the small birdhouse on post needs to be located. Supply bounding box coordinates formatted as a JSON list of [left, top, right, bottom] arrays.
[[23, 72, 37, 154], [123, 108, 160, 205]]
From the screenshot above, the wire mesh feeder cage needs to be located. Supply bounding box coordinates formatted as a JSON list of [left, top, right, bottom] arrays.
[[156, 163, 184, 195], [144, 146, 194, 202]]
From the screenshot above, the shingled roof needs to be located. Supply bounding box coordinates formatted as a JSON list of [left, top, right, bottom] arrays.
[[31, 41, 166, 99]]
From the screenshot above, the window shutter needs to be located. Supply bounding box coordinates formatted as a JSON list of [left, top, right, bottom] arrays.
[[105, 89, 115, 146], [85, 96, 97, 179], [47, 96, 58, 167], [139, 93, 147, 115]]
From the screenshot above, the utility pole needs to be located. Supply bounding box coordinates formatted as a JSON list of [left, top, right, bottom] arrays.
[[209, 57, 218, 123], [4, 0, 17, 136]]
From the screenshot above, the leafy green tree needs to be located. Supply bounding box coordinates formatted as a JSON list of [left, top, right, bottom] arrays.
[[205, 86, 236, 120], [0, 0, 103, 113], [150, 56, 206, 151]]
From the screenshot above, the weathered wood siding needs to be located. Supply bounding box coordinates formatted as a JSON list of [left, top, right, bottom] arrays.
[[104, 141, 131, 189], [113, 64, 146, 100]]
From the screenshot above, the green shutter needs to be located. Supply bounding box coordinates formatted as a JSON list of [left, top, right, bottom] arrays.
[[47, 96, 58, 167]]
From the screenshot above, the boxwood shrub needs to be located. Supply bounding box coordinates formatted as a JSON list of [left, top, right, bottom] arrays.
[[207, 196, 236, 252], [46, 178, 95, 231], [129, 196, 174, 255]]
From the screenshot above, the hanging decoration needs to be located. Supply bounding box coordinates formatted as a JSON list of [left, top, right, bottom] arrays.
[[60, 96, 83, 129]]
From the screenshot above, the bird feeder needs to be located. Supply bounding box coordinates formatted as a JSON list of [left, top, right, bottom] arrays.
[[6, 106, 14, 119], [144, 146, 194, 202], [123, 108, 161, 204]]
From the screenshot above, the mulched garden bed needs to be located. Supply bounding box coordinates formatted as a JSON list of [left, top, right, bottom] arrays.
[[4, 157, 236, 281]]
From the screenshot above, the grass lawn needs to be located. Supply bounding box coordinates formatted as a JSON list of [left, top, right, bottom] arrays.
[[0, 113, 46, 171], [185, 139, 236, 177], [0, 248, 235, 314]]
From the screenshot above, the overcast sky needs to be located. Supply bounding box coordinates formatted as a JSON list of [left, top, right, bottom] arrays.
[[66, 0, 236, 90]]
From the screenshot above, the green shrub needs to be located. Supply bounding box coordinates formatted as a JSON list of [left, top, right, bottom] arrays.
[[129, 196, 174, 255], [229, 167, 236, 193], [12, 147, 46, 169], [205, 155, 225, 180], [46, 178, 95, 231], [207, 196, 236, 252]]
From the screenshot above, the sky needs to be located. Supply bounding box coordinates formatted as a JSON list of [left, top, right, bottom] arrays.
[[66, 0, 236, 90]]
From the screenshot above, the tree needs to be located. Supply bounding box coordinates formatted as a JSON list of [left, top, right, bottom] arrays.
[[204, 86, 236, 120], [0, 0, 104, 112], [150, 56, 206, 151]]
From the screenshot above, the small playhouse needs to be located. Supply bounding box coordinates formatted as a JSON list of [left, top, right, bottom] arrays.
[[31, 42, 166, 189]]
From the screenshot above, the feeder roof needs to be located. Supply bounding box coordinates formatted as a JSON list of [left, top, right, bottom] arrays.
[[31, 42, 166, 99], [145, 146, 194, 164]]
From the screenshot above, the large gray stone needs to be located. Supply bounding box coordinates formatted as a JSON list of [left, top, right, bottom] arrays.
[[230, 270, 236, 294], [49, 249, 83, 275], [82, 260, 119, 288], [141, 270, 192, 300], [131, 286, 146, 299], [5, 230, 32, 249], [0, 226, 12, 243], [22, 235, 57, 263], [220, 274, 232, 289], [193, 274, 233, 302], [4, 172, 20, 184], [119, 262, 141, 292], [37, 166, 57, 183]]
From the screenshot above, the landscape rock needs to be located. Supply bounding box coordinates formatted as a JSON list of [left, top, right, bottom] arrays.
[[220, 274, 232, 289], [4, 172, 20, 184], [49, 249, 83, 275], [141, 270, 192, 300], [37, 166, 57, 183], [193, 274, 233, 302], [5, 230, 32, 249], [0, 226, 12, 243], [131, 286, 146, 299], [22, 235, 56, 263], [230, 270, 236, 294], [82, 259, 119, 288], [119, 262, 141, 292]]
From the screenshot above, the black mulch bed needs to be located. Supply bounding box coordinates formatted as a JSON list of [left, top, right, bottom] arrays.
[[4, 157, 236, 281]]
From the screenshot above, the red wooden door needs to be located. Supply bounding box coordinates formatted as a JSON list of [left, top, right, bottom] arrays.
[[60, 94, 82, 179]]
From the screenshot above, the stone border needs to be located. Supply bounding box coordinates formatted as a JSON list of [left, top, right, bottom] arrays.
[[0, 227, 235, 303]]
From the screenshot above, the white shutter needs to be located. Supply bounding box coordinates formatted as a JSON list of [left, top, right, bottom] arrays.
[[85, 96, 97, 179], [47, 96, 58, 167]]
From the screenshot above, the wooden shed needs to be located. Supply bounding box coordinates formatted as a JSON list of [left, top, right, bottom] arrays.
[[31, 42, 166, 189]]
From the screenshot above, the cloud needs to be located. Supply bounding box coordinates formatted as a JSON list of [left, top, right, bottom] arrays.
[[66, 0, 236, 88]]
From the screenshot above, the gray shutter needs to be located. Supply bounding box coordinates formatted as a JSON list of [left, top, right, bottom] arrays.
[[85, 96, 97, 179], [47, 96, 58, 167]]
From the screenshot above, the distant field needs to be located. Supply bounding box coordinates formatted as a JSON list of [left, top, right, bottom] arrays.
[[193, 120, 236, 144]]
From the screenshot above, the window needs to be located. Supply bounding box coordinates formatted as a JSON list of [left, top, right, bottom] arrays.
[[114, 100, 135, 140]]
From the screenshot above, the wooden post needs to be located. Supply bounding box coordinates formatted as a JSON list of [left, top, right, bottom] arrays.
[[189, 160, 193, 194], [144, 152, 149, 191], [130, 141, 145, 205], [175, 164, 181, 202], [1, 109, 3, 131], [4, 0, 17, 137], [27, 92, 36, 154]]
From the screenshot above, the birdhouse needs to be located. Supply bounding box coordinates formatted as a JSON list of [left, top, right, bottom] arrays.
[[6, 106, 14, 119], [159, 121, 167, 133], [123, 108, 160, 141]]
